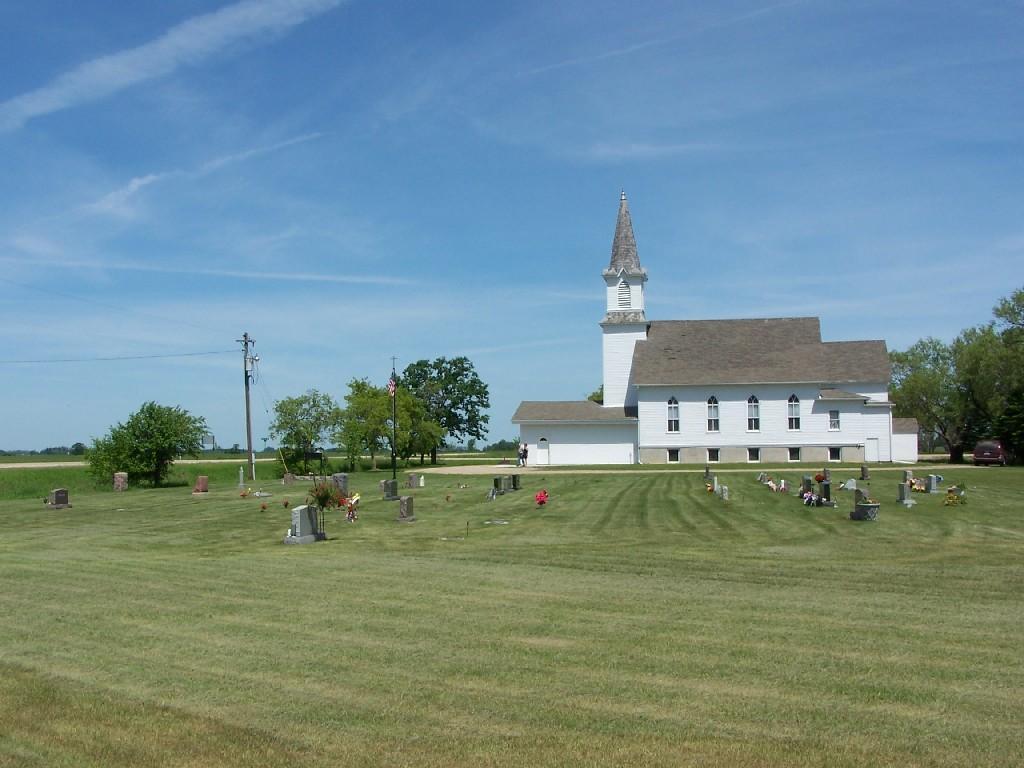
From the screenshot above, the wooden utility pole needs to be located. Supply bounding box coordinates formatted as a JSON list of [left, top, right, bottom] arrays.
[[238, 332, 257, 481]]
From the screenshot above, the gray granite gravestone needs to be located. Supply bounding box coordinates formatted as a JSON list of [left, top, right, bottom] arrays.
[[926, 474, 940, 493], [903, 469, 913, 484], [283, 504, 320, 544], [406, 473, 420, 489], [712, 475, 719, 493], [398, 495, 415, 521], [238, 466, 246, 489], [282, 473, 296, 486], [331, 473, 349, 495], [802, 475, 813, 494], [47, 488, 71, 509], [860, 464, 870, 481], [510, 474, 521, 491], [383, 479, 399, 500], [113, 472, 128, 491], [719, 485, 729, 501], [898, 483, 915, 507], [492, 476, 505, 496]]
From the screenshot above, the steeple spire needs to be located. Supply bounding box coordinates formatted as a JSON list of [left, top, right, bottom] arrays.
[[607, 190, 641, 274]]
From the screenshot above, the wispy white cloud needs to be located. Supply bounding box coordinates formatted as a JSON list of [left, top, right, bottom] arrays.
[[0, 254, 411, 286], [83, 131, 325, 217], [522, 0, 808, 77], [578, 141, 722, 161], [0, 0, 345, 132]]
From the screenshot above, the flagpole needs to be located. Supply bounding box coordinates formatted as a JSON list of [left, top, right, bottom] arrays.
[[390, 358, 397, 481]]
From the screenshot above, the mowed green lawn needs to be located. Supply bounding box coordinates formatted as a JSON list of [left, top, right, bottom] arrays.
[[1, 468, 1022, 767]]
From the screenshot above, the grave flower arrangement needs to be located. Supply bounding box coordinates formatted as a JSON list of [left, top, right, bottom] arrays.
[[814, 473, 825, 483], [308, 481, 345, 511], [535, 489, 549, 506]]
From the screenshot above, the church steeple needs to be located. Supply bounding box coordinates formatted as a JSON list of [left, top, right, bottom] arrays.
[[607, 190, 642, 274], [600, 191, 649, 410], [601, 190, 647, 321]]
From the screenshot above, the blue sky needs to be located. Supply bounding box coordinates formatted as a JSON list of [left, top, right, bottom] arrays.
[[1, 0, 1021, 450]]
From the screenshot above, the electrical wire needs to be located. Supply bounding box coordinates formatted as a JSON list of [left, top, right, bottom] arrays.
[[0, 349, 235, 365]]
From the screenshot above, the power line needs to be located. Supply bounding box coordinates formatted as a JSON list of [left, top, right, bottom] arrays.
[[0, 349, 235, 365]]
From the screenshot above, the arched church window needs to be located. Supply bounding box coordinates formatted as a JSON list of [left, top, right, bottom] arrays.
[[667, 397, 679, 433], [747, 395, 760, 431], [787, 394, 801, 430], [617, 280, 631, 308], [707, 396, 719, 432]]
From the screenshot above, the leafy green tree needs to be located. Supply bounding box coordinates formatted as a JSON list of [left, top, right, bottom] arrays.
[[336, 379, 443, 469], [400, 357, 490, 463], [269, 390, 343, 474], [70, 442, 87, 455], [87, 402, 207, 486], [587, 385, 604, 404], [337, 379, 391, 470], [890, 339, 969, 461]]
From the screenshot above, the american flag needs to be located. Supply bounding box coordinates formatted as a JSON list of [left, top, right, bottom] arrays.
[[387, 377, 396, 397]]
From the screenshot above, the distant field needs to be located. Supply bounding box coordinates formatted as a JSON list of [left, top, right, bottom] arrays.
[[1, 468, 1021, 766]]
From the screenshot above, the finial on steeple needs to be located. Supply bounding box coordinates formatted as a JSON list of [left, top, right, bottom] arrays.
[[620, 189, 627, 202]]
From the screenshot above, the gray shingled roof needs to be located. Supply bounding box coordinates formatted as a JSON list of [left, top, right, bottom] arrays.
[[818, 388, 867, 400], [605, 192, 642, 274], [892, 417, 919, 434], [512, 401, 638, 423], [630, 318, 891, 386]]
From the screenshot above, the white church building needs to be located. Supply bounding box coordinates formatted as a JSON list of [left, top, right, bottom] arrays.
[[512, 193, 919, 466]]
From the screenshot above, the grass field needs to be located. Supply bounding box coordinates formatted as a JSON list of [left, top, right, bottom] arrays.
[[1, 466, 1022, 767]]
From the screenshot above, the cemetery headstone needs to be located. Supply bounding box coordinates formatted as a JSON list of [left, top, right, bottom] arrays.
[[903, 469, 913, 484], [398, 495, 415, 521], [406, 473, 420, 489], [492, 476, 505, 496], [282, 473, 296, 486], [383, 479, 399, 501], [502, 475, 513, 492], [712, 475, 720, 493], [192, 476, 209, 495], [860, 464, 870, 481], [238, 466, 246, 488], [823, 468, 831, 482], [47, 488, 71, 509], [801, 475, 813, 495], [926, 474, 940, 493], [510, 474, 521, 491], [331, 473, 349, 495], [719, 485, 729, 501], [898, 482, 915, 507], [283, 504, 320, 544], [820, 480, 832, 504], [113, 472, 128, 492]]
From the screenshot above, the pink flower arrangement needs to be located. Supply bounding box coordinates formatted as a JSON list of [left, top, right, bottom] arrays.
[[535, 489, 549, 506]]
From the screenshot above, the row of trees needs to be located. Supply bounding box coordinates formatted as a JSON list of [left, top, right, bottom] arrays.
[[891, 287, 1023, 462], [270, 356, 490, 473]]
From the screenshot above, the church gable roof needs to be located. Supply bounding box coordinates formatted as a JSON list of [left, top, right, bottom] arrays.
[[631, 318, 890, 386]]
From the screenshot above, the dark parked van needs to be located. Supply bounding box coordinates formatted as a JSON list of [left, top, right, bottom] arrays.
[[973, 440, 1009, 466]]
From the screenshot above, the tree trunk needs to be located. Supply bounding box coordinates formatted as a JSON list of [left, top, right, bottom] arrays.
[[370, 451, 377, 470], [949, 444, 965, 463], [430, 446, 438, 464], [419, 453, 425, 465]]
